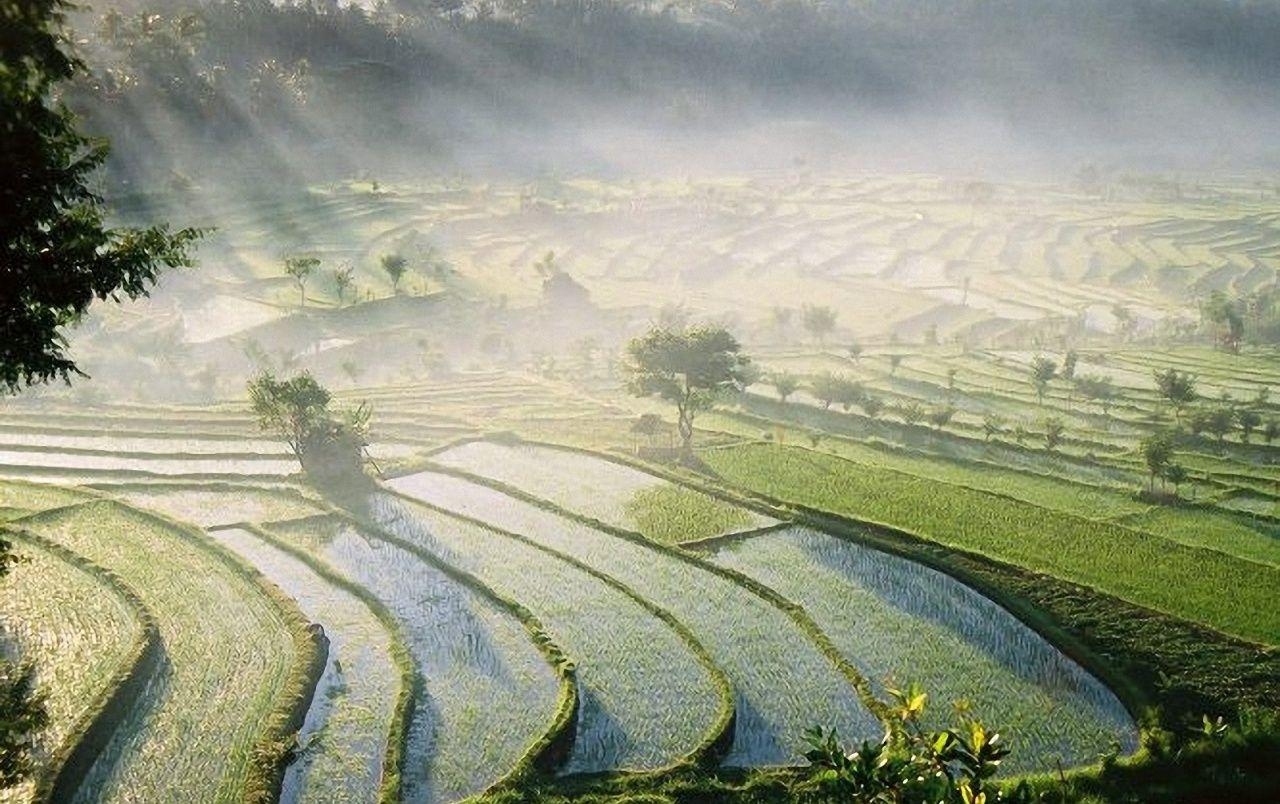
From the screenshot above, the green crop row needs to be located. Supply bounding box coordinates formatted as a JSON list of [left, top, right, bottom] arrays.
[[702, 444, 1280, 645]]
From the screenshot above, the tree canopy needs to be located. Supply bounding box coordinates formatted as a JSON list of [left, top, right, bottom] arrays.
[[248, 371, 370, 478], [623, 325, 753, 452], [1, 0, 202, 393]]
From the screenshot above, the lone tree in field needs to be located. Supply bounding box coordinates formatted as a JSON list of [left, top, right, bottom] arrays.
[[860, 394, 884, 420], [771, 371, 799, 403], [983, 413, 1005, 441], [1236, 408, 1261, 444], [1140, 431, 1175, 492], [285, 256, 320, 307], [810, 373, 842, 410], [1061, 350, 1079, 381], [0, 0, 201, 394], [847, 341, 863, 362], [381, 253, 408, 294], [1076, 374, 1117, 416], [623, 326, 753, 454], [888, 354, 904, 376], [1154, 368, 1197, 421], [928, 406, 955, 431], [801, 304, 838, 345], [248, 371, 370, 478], [1029, 356, 1057, 405], [332, 265, 354, 306], [898, 401, 924, 426], [1042, 417, 1065, 451]]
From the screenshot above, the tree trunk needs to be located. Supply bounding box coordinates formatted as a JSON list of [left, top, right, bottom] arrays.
[[677, 405, 694, 454]]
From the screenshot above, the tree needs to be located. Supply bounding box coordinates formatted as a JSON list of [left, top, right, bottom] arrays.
[[771, 372, 799, 403], [1204, 290, 1244, 352], [1061, 349, 1079, 381], [982, 413, 1004, 441], [1153, 368, 1198, 421], [1264, 419, 1279, 445], [1163, 463, 1188, 498], [860, 395, 883, 420], [1236, 408, 1262, 443], [1140, 431, 1175, 491], [899, 401, 924, 426], [381, 253, 408, 294], [248, 371, 369, 475], [810, 373, 842, 410], [927, 406, 955, 431], [332, 265, 354, 306], [888, 354, 904, 376], [340, 359, 362, 385], [801, 304, 837, 345], [284, 256, 319, 307], [0, 0, 202, 393], [1076, 374, 1117, 416], [1205, 406, 1235, 446], [1042, 417, 1065, 451], [623, 326, 753, 453], [834, 377, 864, 412], [847, 341, 863, 362], [1029, 356, 1057, 404]]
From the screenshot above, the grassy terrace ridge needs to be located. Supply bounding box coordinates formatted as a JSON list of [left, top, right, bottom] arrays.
[[0, 531, 150, 803], [11, 499, 320, 803], [262, 512, 574, 802], [369, 491, 731, 773], [700, 443, 1279, 645], [384, 467, 884, 766]]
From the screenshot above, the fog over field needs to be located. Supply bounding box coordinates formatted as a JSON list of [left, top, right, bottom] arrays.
[[3, 1, 1278, 802]]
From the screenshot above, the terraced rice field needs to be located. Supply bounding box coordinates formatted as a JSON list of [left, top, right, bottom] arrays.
[[0, 534, 145, 803], [709, 527, 1137, 770], [207, 527, 405, 803], [264, 515, 561, 803], [17, 501, 302, 802], [386, 469, 882, 766], [102, 484, 325, 529], [431, 441, 776, 543], [703, 444, 1280, 644], [370, 493, 724, 773]]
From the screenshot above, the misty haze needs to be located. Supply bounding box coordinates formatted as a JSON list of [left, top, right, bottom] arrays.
[[0, 1, 1277, 803]]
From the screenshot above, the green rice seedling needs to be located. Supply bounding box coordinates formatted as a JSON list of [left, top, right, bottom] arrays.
[[711, 527, 1137, 771], [265, 516, 559, 803], [386, 470, 880, 766], [703, 444, 1280, 644], [208, 528, 404, 803], [1110, 507, 1280, 568], [17, 501, 301, 803], [432, 441, 775, 543], [369, 494, 723, 772], [0, 535, 144, 802]]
